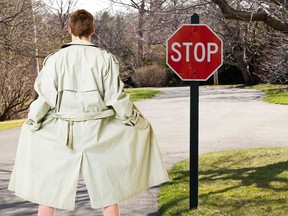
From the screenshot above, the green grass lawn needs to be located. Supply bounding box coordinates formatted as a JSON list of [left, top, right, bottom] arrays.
[[0, 88, 160, 130], [0, 119, 26, 130], [159, 148, 288, 216], [205, 84, 288, 105], [125, 88, 160, 101], [250, 84, 288, 105]]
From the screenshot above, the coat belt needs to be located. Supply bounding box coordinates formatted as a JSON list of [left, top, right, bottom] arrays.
[[52, 109, 115, 150]]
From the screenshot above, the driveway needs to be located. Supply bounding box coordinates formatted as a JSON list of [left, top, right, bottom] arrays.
[[1, 86, 287, 215]]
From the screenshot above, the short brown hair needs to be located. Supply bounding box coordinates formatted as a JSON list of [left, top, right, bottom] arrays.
[[69, 9, 94, 38]]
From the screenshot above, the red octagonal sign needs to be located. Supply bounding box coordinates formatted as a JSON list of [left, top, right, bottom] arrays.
[[166, 24, 223, 81]]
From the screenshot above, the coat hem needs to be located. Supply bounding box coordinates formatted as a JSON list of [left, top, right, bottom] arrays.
[[8, 178, 170, 211], [90, 178, 170, 209], [8, 188, 75, 211]]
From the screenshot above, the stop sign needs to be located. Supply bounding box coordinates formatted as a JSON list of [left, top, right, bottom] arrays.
[[166, 24, 223, 81]]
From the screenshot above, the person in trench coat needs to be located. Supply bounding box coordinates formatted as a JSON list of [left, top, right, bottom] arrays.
[[8, 9, 170, 216]]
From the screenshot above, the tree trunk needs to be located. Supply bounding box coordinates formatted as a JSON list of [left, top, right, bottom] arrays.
[[138, 0, 145, 59], [28, 0, 40, 76], [213, 70, 219, 85], [233, 43, 254, 85], [233, 26, 254, 85], [237, 60, 254, 85]]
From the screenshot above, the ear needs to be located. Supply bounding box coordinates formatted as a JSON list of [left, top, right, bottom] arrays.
[[68, 25, 72, 34], [91, 27, 95, 35]]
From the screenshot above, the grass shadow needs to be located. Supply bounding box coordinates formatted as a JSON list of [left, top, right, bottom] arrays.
[[159, 148, 288, 215], [199, 160, 288, 194]]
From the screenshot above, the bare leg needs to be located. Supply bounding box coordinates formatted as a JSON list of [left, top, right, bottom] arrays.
[[38, 205, 55, 216], [102, 204, 120, 216]]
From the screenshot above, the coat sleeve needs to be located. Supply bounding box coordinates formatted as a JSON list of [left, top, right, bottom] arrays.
[[103, 54, 140, 126], [26, 55, 58, 131]]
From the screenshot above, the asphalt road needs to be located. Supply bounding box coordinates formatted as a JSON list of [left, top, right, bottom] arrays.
[[1, 86, 287, 215]]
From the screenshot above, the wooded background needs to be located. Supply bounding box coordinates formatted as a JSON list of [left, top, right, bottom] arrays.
[[0, 0, 287, 120]]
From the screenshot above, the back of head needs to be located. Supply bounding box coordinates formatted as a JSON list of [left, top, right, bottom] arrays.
[[69, 9, 94, 38]]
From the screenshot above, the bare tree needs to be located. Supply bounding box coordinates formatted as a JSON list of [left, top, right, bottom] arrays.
[[200, 0, 288, 84], [93, 11, 136, 85], [257, 27, 288, 84], [123, 0, 288, 84], [0, 57, 34, 121], [212, 0, 288, 33], [0, 0, 77, 121], [0, 0, 36, 120], [93, 11, 134, 59], [35, 0, 76, 52], [110, 0, 150, 58], [0, 0, 35, 62]]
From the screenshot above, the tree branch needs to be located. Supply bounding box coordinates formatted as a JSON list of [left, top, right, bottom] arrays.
[[0, 1, 25, 24], [269, 0, 288, 8], [212, 0, 288, 33]]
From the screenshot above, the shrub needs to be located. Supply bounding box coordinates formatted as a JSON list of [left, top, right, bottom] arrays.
[[132, 65, 167, 87]]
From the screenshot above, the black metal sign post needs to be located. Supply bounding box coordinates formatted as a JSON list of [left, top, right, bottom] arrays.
[[166, 12, 222, 210], [190, 13, 199, 209]]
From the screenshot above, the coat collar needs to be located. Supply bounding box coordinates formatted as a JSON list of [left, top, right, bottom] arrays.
[[61, 40, 97, 49]]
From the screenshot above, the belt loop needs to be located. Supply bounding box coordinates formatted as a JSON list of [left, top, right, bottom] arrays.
[[67, 120, 74, 150]]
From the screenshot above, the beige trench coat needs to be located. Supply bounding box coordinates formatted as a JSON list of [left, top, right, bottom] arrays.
[[8, 40, 170, 210]]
